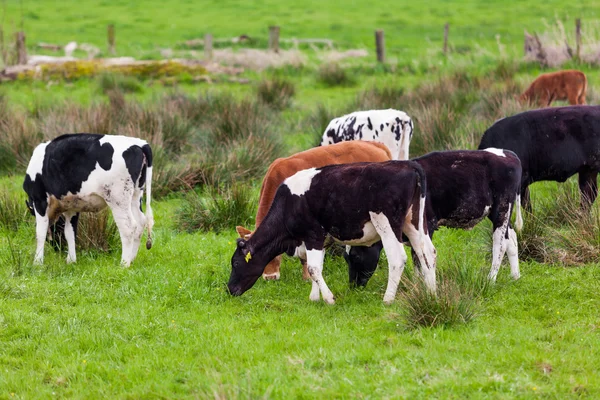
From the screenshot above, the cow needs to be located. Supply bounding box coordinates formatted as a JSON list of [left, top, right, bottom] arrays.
[[345, 149, 523, 286], [321, 109, 414, 161], [479, 105, 600, 211], [235, 141, 392, 281], [23, 133, 154, 267], [519, 70, 587, 107], [228, 160, 437, 304]]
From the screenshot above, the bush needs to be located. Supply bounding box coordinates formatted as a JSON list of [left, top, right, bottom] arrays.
[[176, 184, 257, 233], [317, 63, 355, 87], [256, 77, 296, 109]]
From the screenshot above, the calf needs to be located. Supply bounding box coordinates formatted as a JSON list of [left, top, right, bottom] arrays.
[[228, 161, 437, 304], [346, 149, 523, 286], [321, 109, 413, 160], [478, 105, 600, 210], [519, 70, 587, 107], [236, 141, 392, 281], [23, 133, 154, 266]]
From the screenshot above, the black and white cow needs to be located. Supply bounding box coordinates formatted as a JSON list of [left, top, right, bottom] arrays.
[[345, 149, 523, 286], [321, 109, 414, 161], [23, 133, 154, 267], [478, 105, 600, 210], [228, 160, 437, 304]]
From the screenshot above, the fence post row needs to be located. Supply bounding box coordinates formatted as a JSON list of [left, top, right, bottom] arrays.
[[443, 23, 449, 55], [16, 31, 27, 65], [269, 26, 280, 53], [375, 29, 385, 63]]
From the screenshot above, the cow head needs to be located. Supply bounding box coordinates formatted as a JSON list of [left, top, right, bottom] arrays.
[[228, 238, 267, 296], [344, 242, 382, 287], [25, 199, 35, 216]]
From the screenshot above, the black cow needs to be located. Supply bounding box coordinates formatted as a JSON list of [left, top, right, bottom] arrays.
[[228, 161, 437, 304], [478, 105, 600, 210], [23, 133, 154, 266], [346, 149, 523, 285]]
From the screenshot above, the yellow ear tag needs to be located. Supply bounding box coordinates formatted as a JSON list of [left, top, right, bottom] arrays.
[[245, 252, 252, 263]]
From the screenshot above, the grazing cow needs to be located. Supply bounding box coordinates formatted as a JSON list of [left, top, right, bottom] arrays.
[[519, 70, 587, 107], [321, 109, 414, 160], [23, 133, 154, 266], [345, 149, 523, 286], [236, 141, 392, 281], [228, 160, 437, 304], [479, 105, 600, 211]]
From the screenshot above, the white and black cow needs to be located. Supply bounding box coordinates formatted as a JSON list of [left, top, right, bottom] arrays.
[[228, 160, 437, 304], [321, 109, 414, 161], [345, 149, 523, 286], [23, 133, 154, 267], [478, 105, 600, 210]]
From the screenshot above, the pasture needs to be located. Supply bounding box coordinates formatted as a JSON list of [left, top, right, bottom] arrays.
[[1, 0, 600, 398]]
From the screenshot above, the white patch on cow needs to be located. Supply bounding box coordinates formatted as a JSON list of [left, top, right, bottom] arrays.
[[483, 147, 506, 157], [402, 205, 437, 294], [345, 245, 351, 255], [369, 211, 408, 304], [483, 205, 491, 218], [306, 248, 335, 304], [333, 221, 380, 246], [506, 227, 520, 280], [515, 194, 523, 231], [284, 168, 320, 196], [26, 143, 49, 180], [488, 220, 509, 282]]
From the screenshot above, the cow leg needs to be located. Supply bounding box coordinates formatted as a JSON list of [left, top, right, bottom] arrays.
[[488, 211, 510, 282], [63, 212, 79, 264], [34, 211, 49, 265], [129, 190, 146, 263], [262, 255, 282, 280], [110, 204, 137, 267], [578, 169, 598, 210], [506, 227, 520, 280], [301, 259, 310, 281], [567, 91, 579, 106], [369, 212, 408, 304], [305, 248, 335, 304]]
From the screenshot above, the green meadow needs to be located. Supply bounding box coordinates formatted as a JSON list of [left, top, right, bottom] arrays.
[[1, 0, 600, 398]]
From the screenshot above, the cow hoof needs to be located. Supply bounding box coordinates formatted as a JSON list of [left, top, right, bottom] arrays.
[[262, 273, 280, 281], [66, 256, 76, 264], [512, 272, 521, 280], [323, 296, 336, 305], [383, 295, 395, 305], [33, 259, 43, 266], [146, 239, 152, 250]]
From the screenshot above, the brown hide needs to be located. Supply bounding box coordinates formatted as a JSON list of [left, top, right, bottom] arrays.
[[237, 141, 392, 279], [520, 70, 587, 107]]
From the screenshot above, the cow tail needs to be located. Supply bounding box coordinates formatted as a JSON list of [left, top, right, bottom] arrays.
[[515, 192, 523, 232], [142, 144, 154, 250], [412, 162, 428, 235]]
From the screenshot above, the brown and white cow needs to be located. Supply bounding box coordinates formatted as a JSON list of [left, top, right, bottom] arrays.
[[519, 70, 587, 107], [228, 160, 437, 304], [236, 141, 392, 280]]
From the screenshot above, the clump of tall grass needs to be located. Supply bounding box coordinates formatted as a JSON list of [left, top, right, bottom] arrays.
[[256, 76, 296, 109], [97, 73, 144, 94], [398, 258, 488, 329], [48, 210, 119, 253], [176, 184, 257, 233], [317, 63, 355, 87], [0, 189, 28, 231]]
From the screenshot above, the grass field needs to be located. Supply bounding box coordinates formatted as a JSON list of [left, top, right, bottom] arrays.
[[1, 0, 600, 398]]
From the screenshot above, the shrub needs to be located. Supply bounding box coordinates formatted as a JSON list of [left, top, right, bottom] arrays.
[[176, 184, 257, 233], [256, 76, 296, 109], [317, 63, 354, 87], [0, 189, 28, 231]]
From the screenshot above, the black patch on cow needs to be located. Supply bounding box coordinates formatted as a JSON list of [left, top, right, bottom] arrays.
[[367, 117, 373, 130], [380, 123, 384, 131], [123, 146, 145, 187], [23, 174, 48, 217], [142, 144, 153, 167]]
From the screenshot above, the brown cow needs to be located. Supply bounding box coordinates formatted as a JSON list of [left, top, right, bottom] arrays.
[[236, 141, 392, 280], [519, 70, 587, 107]]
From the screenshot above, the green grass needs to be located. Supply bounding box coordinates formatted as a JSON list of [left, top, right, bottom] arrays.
[[1, 172, 599, 398]]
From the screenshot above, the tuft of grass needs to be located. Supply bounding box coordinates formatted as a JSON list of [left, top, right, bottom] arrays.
[[256, 76, 296, 110], [97, 73, 144, 94], [317, 63, 355, 87], [0, 189, 28, 231], [49, 210, 119, 253], [176, 184, 257, 233]]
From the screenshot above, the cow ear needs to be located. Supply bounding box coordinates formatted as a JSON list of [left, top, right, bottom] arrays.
[[236, 226, 252, 240], [236, 238, 246, 248]]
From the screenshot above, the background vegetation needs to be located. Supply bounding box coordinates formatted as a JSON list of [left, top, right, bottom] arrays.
[[1, 0, 600, 398]]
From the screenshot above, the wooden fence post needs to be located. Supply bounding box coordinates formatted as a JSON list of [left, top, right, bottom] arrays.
[[107, 24, 115, 55], [269, 26, 280, 53], [443, 23, 449, 55], [375, 30, 385, 63], [575, 18, 581, 61], [204, 33, 213, 60], [15, 31, 26, 65]]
